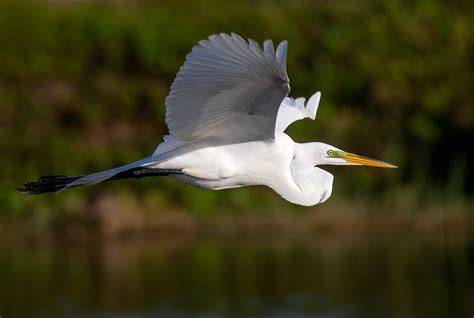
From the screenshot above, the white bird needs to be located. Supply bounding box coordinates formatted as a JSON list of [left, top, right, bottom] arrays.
[[19, 33, 396, 206]]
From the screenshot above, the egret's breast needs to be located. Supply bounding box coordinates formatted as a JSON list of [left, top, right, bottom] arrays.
[[153, 134, 297, 192]]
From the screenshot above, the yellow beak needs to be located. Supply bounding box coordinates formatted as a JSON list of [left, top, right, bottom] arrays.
[[342, 153, 398, 168]]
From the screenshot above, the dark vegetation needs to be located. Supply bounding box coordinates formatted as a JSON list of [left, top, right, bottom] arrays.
[[1, 0, 473, 221]]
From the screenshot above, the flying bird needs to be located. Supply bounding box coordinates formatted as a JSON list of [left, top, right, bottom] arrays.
[[18, 33, 396, 206]]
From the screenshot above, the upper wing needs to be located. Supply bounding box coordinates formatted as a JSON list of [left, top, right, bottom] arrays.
[[165, 33, 290, 143], [275, 91, 321, 133]]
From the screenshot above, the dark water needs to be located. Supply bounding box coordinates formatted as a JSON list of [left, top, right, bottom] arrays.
[[0, 234, 473, 318]]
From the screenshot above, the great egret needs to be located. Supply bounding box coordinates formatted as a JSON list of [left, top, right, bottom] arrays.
[[18, 33, 396, 206]]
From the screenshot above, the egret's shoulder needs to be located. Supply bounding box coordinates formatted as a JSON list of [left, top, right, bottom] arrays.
[[275, 132, 295, 147]]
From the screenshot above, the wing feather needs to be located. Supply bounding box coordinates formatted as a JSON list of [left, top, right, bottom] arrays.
[[165, 33, 290, 143], [263, 39, 275, 55], [275, 92, 321, 133]]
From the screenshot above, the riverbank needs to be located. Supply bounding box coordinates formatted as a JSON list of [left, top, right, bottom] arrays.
[[2, 194, 473, 246]]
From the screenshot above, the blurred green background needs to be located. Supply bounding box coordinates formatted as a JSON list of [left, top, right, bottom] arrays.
[[1, 0, 473, 218], [0, 1, 473, 317]]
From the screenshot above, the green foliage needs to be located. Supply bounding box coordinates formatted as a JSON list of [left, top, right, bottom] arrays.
[[1, 0, 473, 216]]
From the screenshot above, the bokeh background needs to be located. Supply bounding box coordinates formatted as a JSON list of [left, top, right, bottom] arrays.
[[1, 1, 473, 317]]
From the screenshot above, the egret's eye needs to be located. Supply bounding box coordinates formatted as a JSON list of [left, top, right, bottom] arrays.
[[327, 150, 334, 157]]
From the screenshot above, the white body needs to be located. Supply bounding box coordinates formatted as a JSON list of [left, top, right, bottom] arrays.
[[151, 133, 333, 206]]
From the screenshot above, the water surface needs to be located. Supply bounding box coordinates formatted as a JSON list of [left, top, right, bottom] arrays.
[[1, 234, 473, 317]]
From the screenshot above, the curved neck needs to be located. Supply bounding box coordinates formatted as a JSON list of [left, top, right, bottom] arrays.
[[285, 165, 333, 206], [266, 141, 334, 207]]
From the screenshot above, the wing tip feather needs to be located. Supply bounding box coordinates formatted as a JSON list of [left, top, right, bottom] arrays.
[[166, 32, 290, 142], [306, 91, 321, 120]]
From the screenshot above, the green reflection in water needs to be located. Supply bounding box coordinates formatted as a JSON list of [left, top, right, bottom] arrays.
[[0, 236, 472, 317]]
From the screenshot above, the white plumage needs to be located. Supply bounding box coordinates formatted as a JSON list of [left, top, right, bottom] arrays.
[[20, 33, 396, 206]]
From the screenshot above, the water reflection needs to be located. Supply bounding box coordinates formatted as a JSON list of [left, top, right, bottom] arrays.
[[0, 234, 473, 317]]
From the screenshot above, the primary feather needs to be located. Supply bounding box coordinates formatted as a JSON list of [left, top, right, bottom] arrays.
[[165, 33, 290, 143]]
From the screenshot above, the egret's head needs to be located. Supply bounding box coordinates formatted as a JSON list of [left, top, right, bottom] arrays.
[[299, 142, 397, 168]]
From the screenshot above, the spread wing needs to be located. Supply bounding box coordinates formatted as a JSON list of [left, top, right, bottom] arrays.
[[275, 91, 321, 133], [165, 33, 290, 143]]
